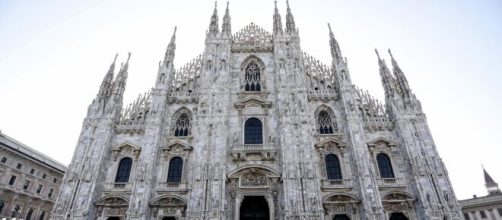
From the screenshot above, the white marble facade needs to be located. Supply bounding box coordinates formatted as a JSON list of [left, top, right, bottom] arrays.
[[52, 2, 463, 220]]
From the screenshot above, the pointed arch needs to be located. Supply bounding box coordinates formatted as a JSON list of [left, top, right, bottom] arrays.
[[115, 157, 133, 182], [172, 107, 192, 136], [167, 157, 183, 183], [241, 55, 265, 92], [315, 105, 338, 134], [325, 154, 342, 180], [377, 153, 394, 178]]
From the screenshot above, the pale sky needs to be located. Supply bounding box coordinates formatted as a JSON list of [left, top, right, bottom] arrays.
[[0, 0, 501, 200]]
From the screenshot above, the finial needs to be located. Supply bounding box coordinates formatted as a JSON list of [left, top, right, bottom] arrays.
[[286, 0, 290, 9], [174, 26, 177, 35], [113, 53, 118, 63], [127, 52, 131, 62], [388, 49, 395, 60], [226, 1, 229, 8], [375, 49, 381, 59], [214, 1, 217, 10]]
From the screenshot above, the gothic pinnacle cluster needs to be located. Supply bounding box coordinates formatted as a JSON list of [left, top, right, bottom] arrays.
[[54, 2, 463, 220]]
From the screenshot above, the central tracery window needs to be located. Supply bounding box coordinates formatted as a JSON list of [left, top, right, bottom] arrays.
[[245, 63, 261, 91], [318, 111, 336, 134], [174, 113, 190, 136]]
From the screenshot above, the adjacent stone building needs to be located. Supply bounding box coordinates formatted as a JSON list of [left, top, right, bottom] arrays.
[[53, 2, 463, 220], [0, 131, 66, 219], [460, 168, 502, 220]]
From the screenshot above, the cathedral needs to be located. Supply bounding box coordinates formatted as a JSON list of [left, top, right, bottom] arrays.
[[53, 1, 463, 220]]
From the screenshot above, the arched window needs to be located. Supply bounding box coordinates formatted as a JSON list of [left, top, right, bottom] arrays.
[[26, 208, 34, 220], [11, 205, 20, 217], [245, 63, 261, 91], [174, 112, 191, 136], [318, 111, 336, 134], [244, 118, 263, 144], [377, 153, 395, 178], [39, 211, 45, 220], [325, 154, 342, 180], [115, 157, 133, 183], [167, 157, 183, 183], [333, 214, 351, 220]]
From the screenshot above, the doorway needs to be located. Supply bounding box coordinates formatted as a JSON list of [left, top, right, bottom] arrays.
[[240, 196, 269, 220], [107, 217, 121, 220], [334, 214, 350, 220], [390, 212, 409, 220], [162, 217, 176, 220]]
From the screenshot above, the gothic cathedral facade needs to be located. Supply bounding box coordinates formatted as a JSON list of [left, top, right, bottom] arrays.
[[53, 2, 463, 220]]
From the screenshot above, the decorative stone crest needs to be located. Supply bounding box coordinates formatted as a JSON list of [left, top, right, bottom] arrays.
[[112, 143, 141, 161]]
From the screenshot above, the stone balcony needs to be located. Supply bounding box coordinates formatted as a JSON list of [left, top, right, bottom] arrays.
[[307, 89, 339, 102], [230, 144, 277, 161], [321, 179, 353, 190], [156, 182, 189, 193], [104, 182, 133, 192], [376, 178, 406, 188]]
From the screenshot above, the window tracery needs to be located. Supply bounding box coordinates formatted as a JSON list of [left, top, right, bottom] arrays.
[[174, 112, 191, 136], [245, 63, 261, 91], [318, 110, 337, 134]]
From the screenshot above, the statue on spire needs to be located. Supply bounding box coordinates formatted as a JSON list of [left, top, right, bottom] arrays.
[[208, 1, 220, 36], [164, 27, 177, 64], [376, 49, 397, 98], [388, 49, 411, 97], [98, 53, 118, 98], [273, 1, 283, 35], [285, 0, 296, 33], [483, 166, 502, 195], [328, 23, 343, 63], [222, 2, 231, 36]]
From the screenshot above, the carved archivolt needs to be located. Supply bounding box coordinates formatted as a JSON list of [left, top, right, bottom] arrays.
[[381, 191, 415, 212], [112, 143, 141, 161], [314, 137, 346, 155], [323, 193, 359, 215], [161, 141, 193, 158], [228, 166, 280, 189]]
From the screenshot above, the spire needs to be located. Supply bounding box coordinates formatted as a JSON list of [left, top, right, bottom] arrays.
[[376, 49, 396, 98], [113, 52, 131, 96], [208, 1, 219, 36], [222, 2, 231, 36], [164, 27, 177, 64], [388, 49, 411, 97], [328, 23, 343, 62], [285, 0, 296, 33], [483, 166, 501, 195], [273, 0, 283, 35], [98, 53, 118, 98]]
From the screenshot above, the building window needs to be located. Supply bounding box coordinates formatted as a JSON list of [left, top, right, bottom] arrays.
[[53, 178, 58, 183], [325, 154, 342, 180], [9, 175, 16, 185], [245, 62, 261, 91], [0, 200, 4, 215], [318, 111, 336, 134], [167, 157, 183, 183], [463, 213, 470, 220], [39, 211, 45, 220], [1, 157, 6, 163], [23, 180, 30, 190], [11, 205, 20, 217], [377, 153, 395, 178], [480, 210, 487, 218], [498, 208, 502, 216], [16, 163, 22, 169], [244, 118, 263, 144], [36, 184, 43, 194], [174, 112, 191, 136], [26, 208, 34, 220], [48, 188, 54, 198], [30, 169, 35, 175], [115, 157, 133, 183], [42, 173, 47, 179]]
